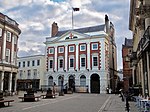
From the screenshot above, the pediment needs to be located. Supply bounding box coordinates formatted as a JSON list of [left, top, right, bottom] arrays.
[[53, 30, 90, 42]]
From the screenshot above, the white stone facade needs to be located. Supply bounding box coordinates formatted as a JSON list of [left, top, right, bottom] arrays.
[[44, 22, 112, 93], [17, 55, 46, 90]]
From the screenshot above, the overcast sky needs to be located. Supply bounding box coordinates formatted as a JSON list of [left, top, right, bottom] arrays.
[[0, 0, 132, 70]]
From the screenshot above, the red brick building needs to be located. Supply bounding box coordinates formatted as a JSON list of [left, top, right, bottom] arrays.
[[122, 38, 133, 92], [0, 12, 21, 94]]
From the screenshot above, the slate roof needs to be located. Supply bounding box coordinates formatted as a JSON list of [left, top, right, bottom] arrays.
[[124, 38, 133, 47], [54, 24, 105, 37]]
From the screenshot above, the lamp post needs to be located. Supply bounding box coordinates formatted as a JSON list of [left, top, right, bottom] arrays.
[[59, 75, 64, 96]]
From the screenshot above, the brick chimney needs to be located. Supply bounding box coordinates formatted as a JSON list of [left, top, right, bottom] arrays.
[[105, 15, 109, 34], [51, 22, 58, 37]]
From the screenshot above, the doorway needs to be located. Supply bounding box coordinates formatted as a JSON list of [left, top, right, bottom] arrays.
[[90, 74, 100, 93]]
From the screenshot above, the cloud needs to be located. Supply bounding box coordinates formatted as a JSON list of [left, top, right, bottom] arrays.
[[0, 0, 132, 69]]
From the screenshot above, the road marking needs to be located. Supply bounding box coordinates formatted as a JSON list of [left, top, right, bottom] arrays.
[[22, 95, 80, 110], [98, 95, 111, 112]]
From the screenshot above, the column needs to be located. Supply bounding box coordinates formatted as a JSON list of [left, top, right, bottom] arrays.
[[76, 44, 79, 70], [11, 35, 14, 64], [14, 74, 17, 92], [54, 46, 57, 71], [87, 78, 90, 93], [2, 30, 6, 62], [146, 52, 150, 96], [65, 45, 68, 71], [145, 18, 150, 30], [9, 73, 12, 93], [0, 72, 4, 91], [87, 42, 90, 70]]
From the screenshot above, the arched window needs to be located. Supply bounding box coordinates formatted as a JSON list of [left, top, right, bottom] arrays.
[[48, 76, 53, 86], [80, 75, 86, 87], [58, 76, 62, 86]]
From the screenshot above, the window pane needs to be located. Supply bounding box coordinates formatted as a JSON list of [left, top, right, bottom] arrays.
[[70, 59, 74, 67], [80, 75, 86, 86], [81, 58, 85, 67], [50, 60, 53, 68], [32, 60, 35, 66], [69, 46, 74, 52], [92, 43, 98, 50], [93, 57, 98, 66], [80, 45, 86, 51], [37, 60, 40, 66], [49, 48, 54, 54], [59, 59, 63, 68]]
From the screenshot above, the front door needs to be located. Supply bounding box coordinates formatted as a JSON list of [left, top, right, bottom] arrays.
[[91, 74, 100, 93]]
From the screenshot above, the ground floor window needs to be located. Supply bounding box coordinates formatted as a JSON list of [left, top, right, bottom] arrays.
[[80, 75, 86, 87]]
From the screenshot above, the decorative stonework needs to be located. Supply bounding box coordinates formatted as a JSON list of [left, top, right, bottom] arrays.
[[135, 17, 145, 30], [135, 5, 150, 18]]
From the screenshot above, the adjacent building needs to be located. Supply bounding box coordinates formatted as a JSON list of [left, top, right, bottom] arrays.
[[17, 55, 46, 91], [44, 15, 117, 93], [0, 12, 21, 93], [129, 0, 150, 97], [122, 38, 133, 92]]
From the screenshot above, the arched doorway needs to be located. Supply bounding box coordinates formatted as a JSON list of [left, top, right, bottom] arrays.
[[90, 74, 100, 93], [68, 75, 75, 92], [48, 76, 53, 89]]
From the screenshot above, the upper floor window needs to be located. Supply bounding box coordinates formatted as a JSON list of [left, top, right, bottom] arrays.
[[6, 31, 11, 42], [59, 59, 63, 68], [23, 61, 25, 67], [32, 60, 35, 66], [18, 62, 21, 67], [5, 49, 10, 62], [27, 70, 31, 79], [49, 60, 53, 68], [69, 46, 74, 52], [70, 58, 74, 67], [49, 48, 54, 54], [37, 60, 40, 66], [92, 43, 98, 50], [13, 35, 17, 44], [93, 57, 98, 66], [33, 69, 37, 79], [19, 70, 23, 79], [59, 47, 64, 53], [80, 44, 86, 51], [0, 28, 2, 37], [81, 57, 86, 67], [27, 61, 30, 67]]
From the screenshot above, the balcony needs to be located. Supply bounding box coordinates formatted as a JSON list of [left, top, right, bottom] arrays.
[[137, 26, 150, 54]]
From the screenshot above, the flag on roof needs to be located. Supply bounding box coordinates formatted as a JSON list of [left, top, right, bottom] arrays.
[[72, 7, 79, 11]]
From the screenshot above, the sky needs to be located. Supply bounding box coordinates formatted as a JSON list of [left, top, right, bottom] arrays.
[[0, 0, 132, 70]]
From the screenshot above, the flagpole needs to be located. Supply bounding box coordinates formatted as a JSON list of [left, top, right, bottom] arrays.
[[72, 8, 74, 30]]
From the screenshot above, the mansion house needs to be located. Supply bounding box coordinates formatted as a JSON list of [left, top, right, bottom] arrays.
[[44, 15, 117, 93]]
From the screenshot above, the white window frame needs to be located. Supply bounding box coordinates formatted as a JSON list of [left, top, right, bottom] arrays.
[[80, 57, 86, 67], [92, 43, 98, 50], [49, 48, 54, 54], [59, 59, 63, 68], [59, 47, 64, 53], [27, 70, 31, 79], [0, 28, 2, 37], [5, 49, 10, 62], [69, 46, 74, 52], [6, 31, 11, 42], [69, 58, 74, 68], [33, 69, 37, 79], [93, 56, 98, 67], [13, 35, 17, 44], [49, 59, 53, 69], [80, 44, 86, 51]]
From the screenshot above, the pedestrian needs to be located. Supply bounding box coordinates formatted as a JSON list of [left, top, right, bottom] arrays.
[[53, 82, 56, 95]]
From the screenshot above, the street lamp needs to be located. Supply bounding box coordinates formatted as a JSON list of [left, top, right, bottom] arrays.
[[59, 75, 64, 96]]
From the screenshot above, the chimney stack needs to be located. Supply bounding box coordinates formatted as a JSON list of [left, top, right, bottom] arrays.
[[51, 22, 58, 37], [105, 15, 109, 34]]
